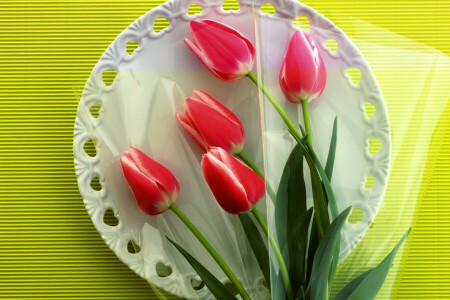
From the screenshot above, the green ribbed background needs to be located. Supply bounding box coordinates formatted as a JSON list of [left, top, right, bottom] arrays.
[[0, 0, 449, 299]]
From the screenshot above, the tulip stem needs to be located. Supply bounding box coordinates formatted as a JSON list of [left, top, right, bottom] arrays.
[[247, 71, 303, 143], [251, 208, 294, 300], [301, 99, 313, 146], [247, 71, 329, 240], [236, 151, 276, 203], [169, 204, 250, 300]]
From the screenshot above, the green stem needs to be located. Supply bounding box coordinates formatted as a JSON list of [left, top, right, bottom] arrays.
[[236, 151, 276, 202], [251, 208, 294, 300], [170, 204, 250, 300], [248, 71, 330, 241], [301, 99, 313, 146], [247, 72, 303, 143]]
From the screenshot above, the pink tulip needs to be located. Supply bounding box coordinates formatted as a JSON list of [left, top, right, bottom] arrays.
[[201, 147, 265, 214], [120, 147, 180, 215], [279, 30, 327, 103], [185, 20, 255, 81], [176, 89, 245, 154]]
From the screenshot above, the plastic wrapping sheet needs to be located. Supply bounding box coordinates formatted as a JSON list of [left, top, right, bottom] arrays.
[[254, 9, 450, 300], [73, 11, 268, 298], [72, 2, 450, 299], [325, 18, 450, 299]]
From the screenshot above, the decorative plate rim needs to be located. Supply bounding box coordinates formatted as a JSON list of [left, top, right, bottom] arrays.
[[73, 0, 391, 298]]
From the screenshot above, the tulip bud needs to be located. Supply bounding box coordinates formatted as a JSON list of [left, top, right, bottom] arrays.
[[279, 30, 327, 103], [201, 147, 265, 214], [185, 19, 255, 81], [120, 147, 180, 215], [176, 89, 245, 154]]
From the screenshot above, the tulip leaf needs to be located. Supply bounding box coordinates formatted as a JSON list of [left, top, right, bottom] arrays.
[[238, 213, 270, 288], [166, 236, 238, 300], [306, 215, 318, 285], [308, 158, 330, 239], [323, 213, 340, 294], [288, 208, 313, 293], [275, 143, 307, 255], [333, 228, 411, 300], [298, 123, 306, 137], [291, 131, 338, 220], [325, 116, 338, 181], [329, 224, 341, 288], [307, 207, 352, 300], [271, 263, 287, 300], [304, 142, 339, 220]]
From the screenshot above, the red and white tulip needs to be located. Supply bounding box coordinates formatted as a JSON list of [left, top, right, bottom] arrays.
[[185, 19, 255, 81], [120, 147, 180, 215], [201, 147, 265, 215], [279, 30, 327, 103], [176, 89, 245, 154]]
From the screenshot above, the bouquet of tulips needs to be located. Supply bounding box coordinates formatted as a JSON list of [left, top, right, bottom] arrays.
[[120, 20, 409, 300]]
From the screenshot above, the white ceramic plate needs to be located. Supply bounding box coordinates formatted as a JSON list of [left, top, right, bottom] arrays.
[[73, 0, 391, 298]]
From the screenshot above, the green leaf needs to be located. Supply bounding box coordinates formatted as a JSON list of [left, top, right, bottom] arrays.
[[295, 285, 306, 300], [333, 228, 411, 300], [308, 207, 352, 300], [238, 213, 270, 288], [298, 122, 306, 137], [309, 159, 329, 239], [325, 116, 338, 181], [271, 263, 287, 300], [275, 143, 307, 255], [166, 236, 238, 300], [333, 270, 370, 300], [329, 229, 341, 288], [304, 142, 339, 220], [306, 216, 319, 285], [288, 208, 313, 293]]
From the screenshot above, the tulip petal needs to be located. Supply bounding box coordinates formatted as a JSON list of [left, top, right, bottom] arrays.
[[185, 98, 245, 154], [280, 30, 326, 102], [190, 20, 253, 76], [214, 147, 265, 206], [128, 147, 180, 197], [120, 156, 169, 215], [184, 38, 221, 79], [176, 112, 209, 152], [123, 151, 132, 159], [201, 19, 255, 62], [201, 152, 251, 214], [191, 89, 243, 129]]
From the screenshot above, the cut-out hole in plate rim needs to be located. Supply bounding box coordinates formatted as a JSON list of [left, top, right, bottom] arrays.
[[103, 209, 119, 227], [90, 177, 102, 191], [102, 69, 117, 86], [369, 136, 382, 154], [90, 104, 100, 118], [348, 207, 364, 224], [191, 275, 204, 291], [365, 175, 376, 189], [346, 67, 362, 85], [83, 139, 97, 157], [153, 17, 170, 32], [156, 262, 172, 277], [260, 3, 275, 14], [294, 15, 310, 31], [127, 240, 141, 254], [222, 0, 240, 11], [126, 41, 139, 55], [364, 102, 376, 118], [324, 39, 338, 53], [188, 3, 202, 15]]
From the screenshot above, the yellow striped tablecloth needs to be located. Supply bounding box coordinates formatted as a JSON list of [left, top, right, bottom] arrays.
[[0, 0, 448, 299]]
